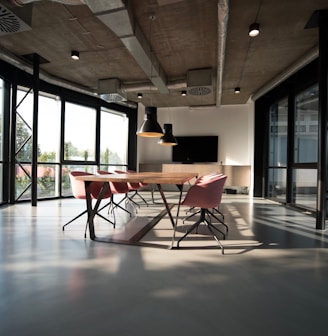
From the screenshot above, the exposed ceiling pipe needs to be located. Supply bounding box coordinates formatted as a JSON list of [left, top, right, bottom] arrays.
[[85, 0, 169, 94], [216, 0, 229, 107], [120, 78, 187, 94], [251, 45, 319, 101]]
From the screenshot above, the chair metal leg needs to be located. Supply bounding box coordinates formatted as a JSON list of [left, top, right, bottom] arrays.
[[204, 213, 226, 239], [129, 190, 149, 206], [177, 208, 226, 253], [212, 207, 224, 221], [124, 194, 140, 210], [207, 209, 228, 233], [177, 217, 203, 247], [183, 208, 200, 223], [204, 218, 225, 254], [109, 195, 132, 217], [62, 209, 88, 230]]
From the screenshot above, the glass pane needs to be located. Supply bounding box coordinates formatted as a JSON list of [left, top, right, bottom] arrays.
[[100, 108, 128, 166], [15, 88, 34, 200], [294, 84, 318, 163], [269, 98, 288, 167], [293, 169, 317, 210], [98, 164, 127, 173], [15, 163, 32, 200], [0, 164, 2, 203], [37, 164, 60, 199], [61, 164, 97, 196], [0, 79, 4, 161], [16, 88, 33, 163], [38, 94, 61, 163], [0, 79, 3, 202], [64, 102, 96, 161], [268, 168, 286, 201]]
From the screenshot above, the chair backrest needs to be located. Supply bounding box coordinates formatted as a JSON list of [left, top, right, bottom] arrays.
[[182, 174, 227, 209], [97, 170, 129, 194], [69, 171, 111, 200], [126, 169, 148, 187], [115, 169, 142, 189]]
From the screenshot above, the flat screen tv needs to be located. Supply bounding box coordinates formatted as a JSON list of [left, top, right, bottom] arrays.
[[172, 136, 218, 163]]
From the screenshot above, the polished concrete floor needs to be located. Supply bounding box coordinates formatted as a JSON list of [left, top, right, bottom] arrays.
[[1, 192, 328, 336]]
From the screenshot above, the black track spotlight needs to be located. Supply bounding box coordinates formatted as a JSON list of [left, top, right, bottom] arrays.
[[248, 22, 260, 37], [137, 93, 143, 99], [71, 50, 80, 60], [181, 90, 187, 96], [234, 87, 241, 94]]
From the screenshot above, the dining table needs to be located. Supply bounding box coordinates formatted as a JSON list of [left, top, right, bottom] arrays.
[[75, 171, 198, 248]]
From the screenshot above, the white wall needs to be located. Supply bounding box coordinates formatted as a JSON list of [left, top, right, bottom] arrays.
[[137, 101, 254, 167]]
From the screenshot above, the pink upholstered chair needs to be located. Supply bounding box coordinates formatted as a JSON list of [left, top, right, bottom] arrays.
[[177, 173, 227, 253], [184, 172, 225, 222], [62, 171, 114, 237], [115, 170, 149, 207], [97, 170, 132, 216]]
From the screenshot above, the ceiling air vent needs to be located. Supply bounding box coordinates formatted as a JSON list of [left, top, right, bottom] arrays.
[[187, 68, 212, 96], [188, 86, 212, 96], [0, 3, 32, 36], [98, 78, 127, 103], [100, 93, 126, 103]]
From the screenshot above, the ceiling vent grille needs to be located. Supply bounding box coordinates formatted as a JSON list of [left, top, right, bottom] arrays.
[[187, 68, 212, 96], [98, 78, 127, 103], [188, 86, 212, 96], [0, 4, 32, 36], [100, 93, 126, 103]]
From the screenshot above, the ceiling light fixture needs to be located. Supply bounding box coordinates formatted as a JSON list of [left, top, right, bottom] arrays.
[[137, 93, 143, 99], [136, 106, 164, 137], [71, 50, 80, 60], [181, 90, 187, 96], [158, 123, 178, 146], [249, 22, 260, 37], [234, 87, 241, 94]]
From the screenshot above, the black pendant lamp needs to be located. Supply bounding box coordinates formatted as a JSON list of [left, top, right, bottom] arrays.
[[136, 106, 164, 137], [158, 123, 178, 146]]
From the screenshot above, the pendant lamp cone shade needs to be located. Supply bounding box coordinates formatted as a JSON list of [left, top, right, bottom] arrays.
[[158, 123, 178, 146], [137, 106, 164, 137]]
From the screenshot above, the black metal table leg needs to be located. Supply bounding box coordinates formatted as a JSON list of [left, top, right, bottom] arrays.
[[85, 181, 110, 240]]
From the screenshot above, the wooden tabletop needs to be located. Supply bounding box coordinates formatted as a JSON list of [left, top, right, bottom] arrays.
[[75, 171, 198, 185]]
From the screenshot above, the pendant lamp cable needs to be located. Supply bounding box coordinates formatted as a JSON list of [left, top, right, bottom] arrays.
[[237, 0, 263, 90], [149, 14, 155, 106]]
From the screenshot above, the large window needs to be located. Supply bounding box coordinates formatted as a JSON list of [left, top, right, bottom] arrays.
[[15, 89, 63, 200], [266, 85, 318, 211], [0, 61, 135, 205]]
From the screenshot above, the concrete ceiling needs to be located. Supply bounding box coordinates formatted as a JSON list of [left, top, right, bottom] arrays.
[[0, 0, 326, 108]]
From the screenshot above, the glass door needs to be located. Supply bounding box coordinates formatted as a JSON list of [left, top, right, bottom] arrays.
[[267, 97, 288, 202], [292, 84, 318, 211]]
